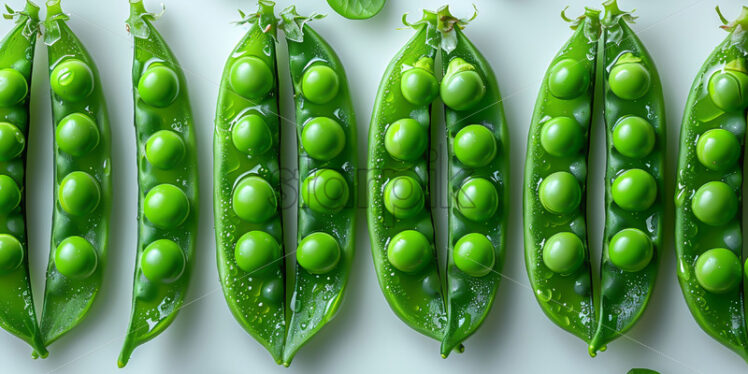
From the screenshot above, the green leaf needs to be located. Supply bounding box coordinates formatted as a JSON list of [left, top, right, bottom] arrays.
[[627, 369, 660, 374], [326, 0, 386, 20]]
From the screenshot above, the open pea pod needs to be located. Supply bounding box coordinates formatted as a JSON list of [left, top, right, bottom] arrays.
[[675, 5, 748, 363], [119, 0, 199, 367], [40, 0, 113, 348], [0, 0, 45, 358]]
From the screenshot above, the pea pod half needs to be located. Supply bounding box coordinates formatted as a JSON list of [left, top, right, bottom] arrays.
[[40, 0, 112, 348], [675, 5, 748, 363], [0, 0, 45, 358], [119, 0, 199, 367]]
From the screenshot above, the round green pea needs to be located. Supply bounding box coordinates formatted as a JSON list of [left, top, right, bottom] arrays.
[[232, 176, 277, 223], [542, 232, 585, 274], [301, 117, 345, 161], [695, 248, 742, 294], [609, 62, 650, 100], [538, 171, 581, 215], [232, 114, 272, 156], [457, 178, 499, 221], [302, 169, 349, 213], [0, 68, 28, 106], [547, 58, 589, 99], [691, 181, 737, 226], [453, 233, 495, 277], [145, 130, 185, 169], [59, 171, 100, 216], [612, 116, 655, 158], [696, 129, 740, 171], [611, 169, 657, 212], [387, 230, 432, 273], [383, 176, 424, 219], [0, 234, 23, 275], [50, 59, 94, 102], [0, 175, 20, 214], [296, 232, 340, 274], [56, 113, 99, 157], [138, 65, 179, 107], [54, 236, 98, 279], [234, 231, 280, 275], [143, 184, 190, 229], [0, 122, 24, 161], [708, 70, 748, 111], [454, 124, 497, 167], [230, 56, 274, 99], [608, 228, 653, 272], [301, 65, 339, 104], [540, 117, 584, 157], [141, 239, 185, 283], [384, 118, 427, 161], [441, 70, 485, 111], [401, 67, 438, 105]]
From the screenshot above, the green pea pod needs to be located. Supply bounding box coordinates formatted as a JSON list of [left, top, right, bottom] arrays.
[[119, 0, 199, 367], [0, 0, 45, 358], [40, 0, 112, 348], [439, 6, 508, 356], [214, 1, 285, 364], [280, 6, 357, 365], [675, 5, 748, 363]]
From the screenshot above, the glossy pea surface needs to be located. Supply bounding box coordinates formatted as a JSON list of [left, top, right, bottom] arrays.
[[234, 231, 280, 275], [695, 248, 742, 294], [54, 236, 97, 279], [138, 65, 179, 107], [691, 181, 737, 226], [539, 171, 581, 214], [0, 175, 20, 214], [611, 169, 657, 212], [401, 66, 438, 106], [301, 117, 345, 161], [296, 232, 340, 274], [140, 239, 185, 282], [548, 58, 590, 99], [50, 59, 94, 102], [383, 176, 424, 219], [301, 64, 339, 104], [59, 171, 101, 216], [708, 70, 748, 111], [301, 168, 349, 213], [56, 113, 100, 157], [387, 230, 431, 273], [609, 62, 650, 100], [612, 116, 655, 158], [441, 59, 485, 111], [230, 56, 274, 99], [542, 232, 585, 275], [0, 122, 24, 161], [696, 129, 740, 171], [540, 117, 583, 157], [454, 124, 496, 167], [608, 228, 653, 272], [231, 114, 272, 156], [456, 178, 498, 221], [0, 234, 23, 275], [145, 130, 185, 169], [453, 233, 494, 277], [144, 184, 189, 229], [232, 176, 277, 223], [384, 118, 427, 161], [0, 68, 27, 106]]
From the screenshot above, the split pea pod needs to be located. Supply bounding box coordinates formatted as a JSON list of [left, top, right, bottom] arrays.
[[0, 0, 45, 358], [119, 0, 199, 367], [40, 0, 112, 348]]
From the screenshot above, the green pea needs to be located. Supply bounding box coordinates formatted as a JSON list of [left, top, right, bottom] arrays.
[[229, 56, 273, 99], [384, 118, 427, 161], [401, 67, 438, 105], [383, 176, 424, 219], [262, 278, 282, 304], [542, 232, 585, 274], [145, 130, 185, 169], [0, 234, 23, 275], [453, 233, 495, 277], [387, 230, 431, 273], [301, 117, 345, 161], [691, 181, 737, 226], [296, 232, 340, 274], [50, 59, 94, 102], [696, 129, 740, 171], [457, 177, 498, 221], [611, 169, 657, 212], [56, 112, 100, 157], [539, 171, 581, 215], [232, 175, 276, 223], [301, 64, 339, 104], [695, 248, 742, 294], [540, 117, 583, 157], [0, 68, 28, 106], [234, 231, 280, 275], [547, 58, 589, 99], [59, 171, 100, 216], [608, 228, 653, 272], [609, 62, 650, 100], [143, 184, 190, 229], [138, 65, 179, 107], [454, 124, 496, 167], [441, 69, 485, 111], [0, 122, 25, 161], [302, 169, 349, 213], [708, 69, 748, 111], [140, 239, 185, 283], [0, 175, 20, 215], [612, 116, 655, 159], [54, 236, 98, 279], [232, 114, 272, 156]]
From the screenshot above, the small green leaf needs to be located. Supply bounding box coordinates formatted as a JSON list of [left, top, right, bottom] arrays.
[[326, 0, 386, 20], [627, 369, 660, 374]]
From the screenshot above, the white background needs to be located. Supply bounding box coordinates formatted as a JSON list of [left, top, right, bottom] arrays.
[[0, 0, 745, 373]]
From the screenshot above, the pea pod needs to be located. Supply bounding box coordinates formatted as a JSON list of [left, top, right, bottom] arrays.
[[39, 0, 112, 348], [0, 0, 45, 358], [119, 0, 199, 367], [675, 5, 748, 363]]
